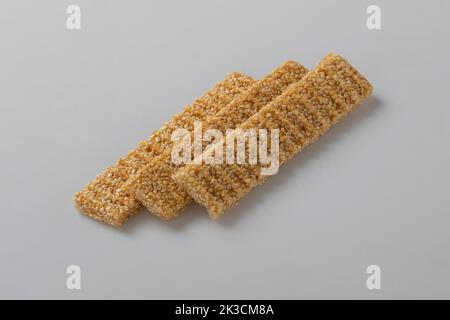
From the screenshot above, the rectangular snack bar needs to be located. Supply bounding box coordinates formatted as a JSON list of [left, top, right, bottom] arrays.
[[124, 61, 309, 220], [74, 72, 255, 226], [173, 54, 373, 218]]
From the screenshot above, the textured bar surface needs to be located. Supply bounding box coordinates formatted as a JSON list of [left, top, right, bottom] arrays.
[[125, 61, 309, 220], [74, 73, 255, 226], [173, 54, 373, 218]]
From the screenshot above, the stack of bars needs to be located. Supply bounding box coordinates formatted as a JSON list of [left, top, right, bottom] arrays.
[[74, 54, 373, 226]]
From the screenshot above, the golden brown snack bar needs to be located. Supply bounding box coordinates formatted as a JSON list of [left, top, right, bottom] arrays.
[[173, 54, 373, 218], [73, 72, 255, 226], [125, 61, 309, 220]]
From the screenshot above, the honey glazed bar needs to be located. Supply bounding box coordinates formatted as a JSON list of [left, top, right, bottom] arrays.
[[124, 61, 309, 220], [74, 72, 255, 225], [173, 54, 373, 219]]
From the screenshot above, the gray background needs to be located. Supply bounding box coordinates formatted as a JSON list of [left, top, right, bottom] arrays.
[[0, 0, 449, 299]]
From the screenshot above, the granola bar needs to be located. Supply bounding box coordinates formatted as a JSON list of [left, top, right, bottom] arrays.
[[173, 54, 373, 218], [74, 72, 255, 226], [125, 61, 308, 219]]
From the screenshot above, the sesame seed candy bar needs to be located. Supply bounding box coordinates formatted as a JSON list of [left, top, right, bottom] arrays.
[[74, 72, 255, 226], [173, 54, 373, 218], [124, 61, 309, 220]]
